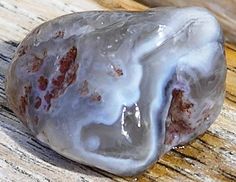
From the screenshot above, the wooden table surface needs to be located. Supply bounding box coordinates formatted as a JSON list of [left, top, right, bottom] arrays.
[[0, 0, 235, 181]]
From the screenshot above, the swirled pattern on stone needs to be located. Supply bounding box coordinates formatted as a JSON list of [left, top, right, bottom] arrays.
[[6, 7, 226, 176]]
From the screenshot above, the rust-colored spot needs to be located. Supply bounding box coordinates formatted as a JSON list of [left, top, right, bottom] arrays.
[[34, 96, 42, 109], [38, 76, 48, 91], [44, 92, 53, 111], [54, 31, 64, 39], [44, 92, 52, 104], [171, 90, 193, 113], [18, 45, 28, 57], [165, 89, 194, 145], [66, 64, 78, 84], [18, 85, 32, 115], [51, 88, 59, 98], [114, 68, 123, 77], [59, 46, 77, 74], [90, 93, 102, 102], [42, 46, 78, 111], [19, 96, 28, 115], [78, 80, 89, 96], [31, 56, 43, 72], [52, 75, 65, 87]]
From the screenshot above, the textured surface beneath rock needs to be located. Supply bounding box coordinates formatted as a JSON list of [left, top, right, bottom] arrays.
[[6, 7, 226, 175], [137, 0, 236, 45]]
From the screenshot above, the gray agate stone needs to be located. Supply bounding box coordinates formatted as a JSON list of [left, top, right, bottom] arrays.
[[6, 7, 226, 176]]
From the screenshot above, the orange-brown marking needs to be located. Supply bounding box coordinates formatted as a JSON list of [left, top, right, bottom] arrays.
[[171, 90, 193, 113], [44, 92, 53, 111], [79, 80, 89, 96], [54, 31, 64, 39], [165, 89, 194, 145], [65, 63, 78, 84], [18, 45, 28, 57], [43, 46, 78, 111], [59, 47, 77, 74], [19, 96, 28, 115], [38, 76, 48, 91], [31, 56, 43, 72], [18, 85, 32, 115], [52, 75, 65, 87], [90, 93, 102, 102], [114, 68, 123, 77], [34, 96, 42, 109]]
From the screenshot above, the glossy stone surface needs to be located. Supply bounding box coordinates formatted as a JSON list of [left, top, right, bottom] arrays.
[[138, 0, 236, 45], [6, 7, 226, 176]]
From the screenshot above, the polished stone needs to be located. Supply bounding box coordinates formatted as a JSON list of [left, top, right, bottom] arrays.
[[6, 7, 226, 176]]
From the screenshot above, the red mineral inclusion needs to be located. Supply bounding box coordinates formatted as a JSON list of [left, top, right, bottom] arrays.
[[19, 85, 32, 116], [19, 96, 28, 115], [31, 56, 43, 72], [52, 75, 65, 87], [90, 92, 102, 102], [59, 46, 77, 74], [78, 80, 89, 96], [38, 76, 48, 91], [43, 46, 78, 111], [54, 31, 65, 39], [44, 91, 53, 111], [165, 89, 194, 145], [114, 68, 123, 77], [18, 45, 28, 57], [34, 96, 42, 109]]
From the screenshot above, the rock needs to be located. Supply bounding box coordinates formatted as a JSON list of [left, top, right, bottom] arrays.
[[5, 7, 226, 176]]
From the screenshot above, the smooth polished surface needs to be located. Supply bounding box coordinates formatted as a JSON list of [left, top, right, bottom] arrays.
[[137, 0, 236, 45], [5, 7, 226, 176]]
